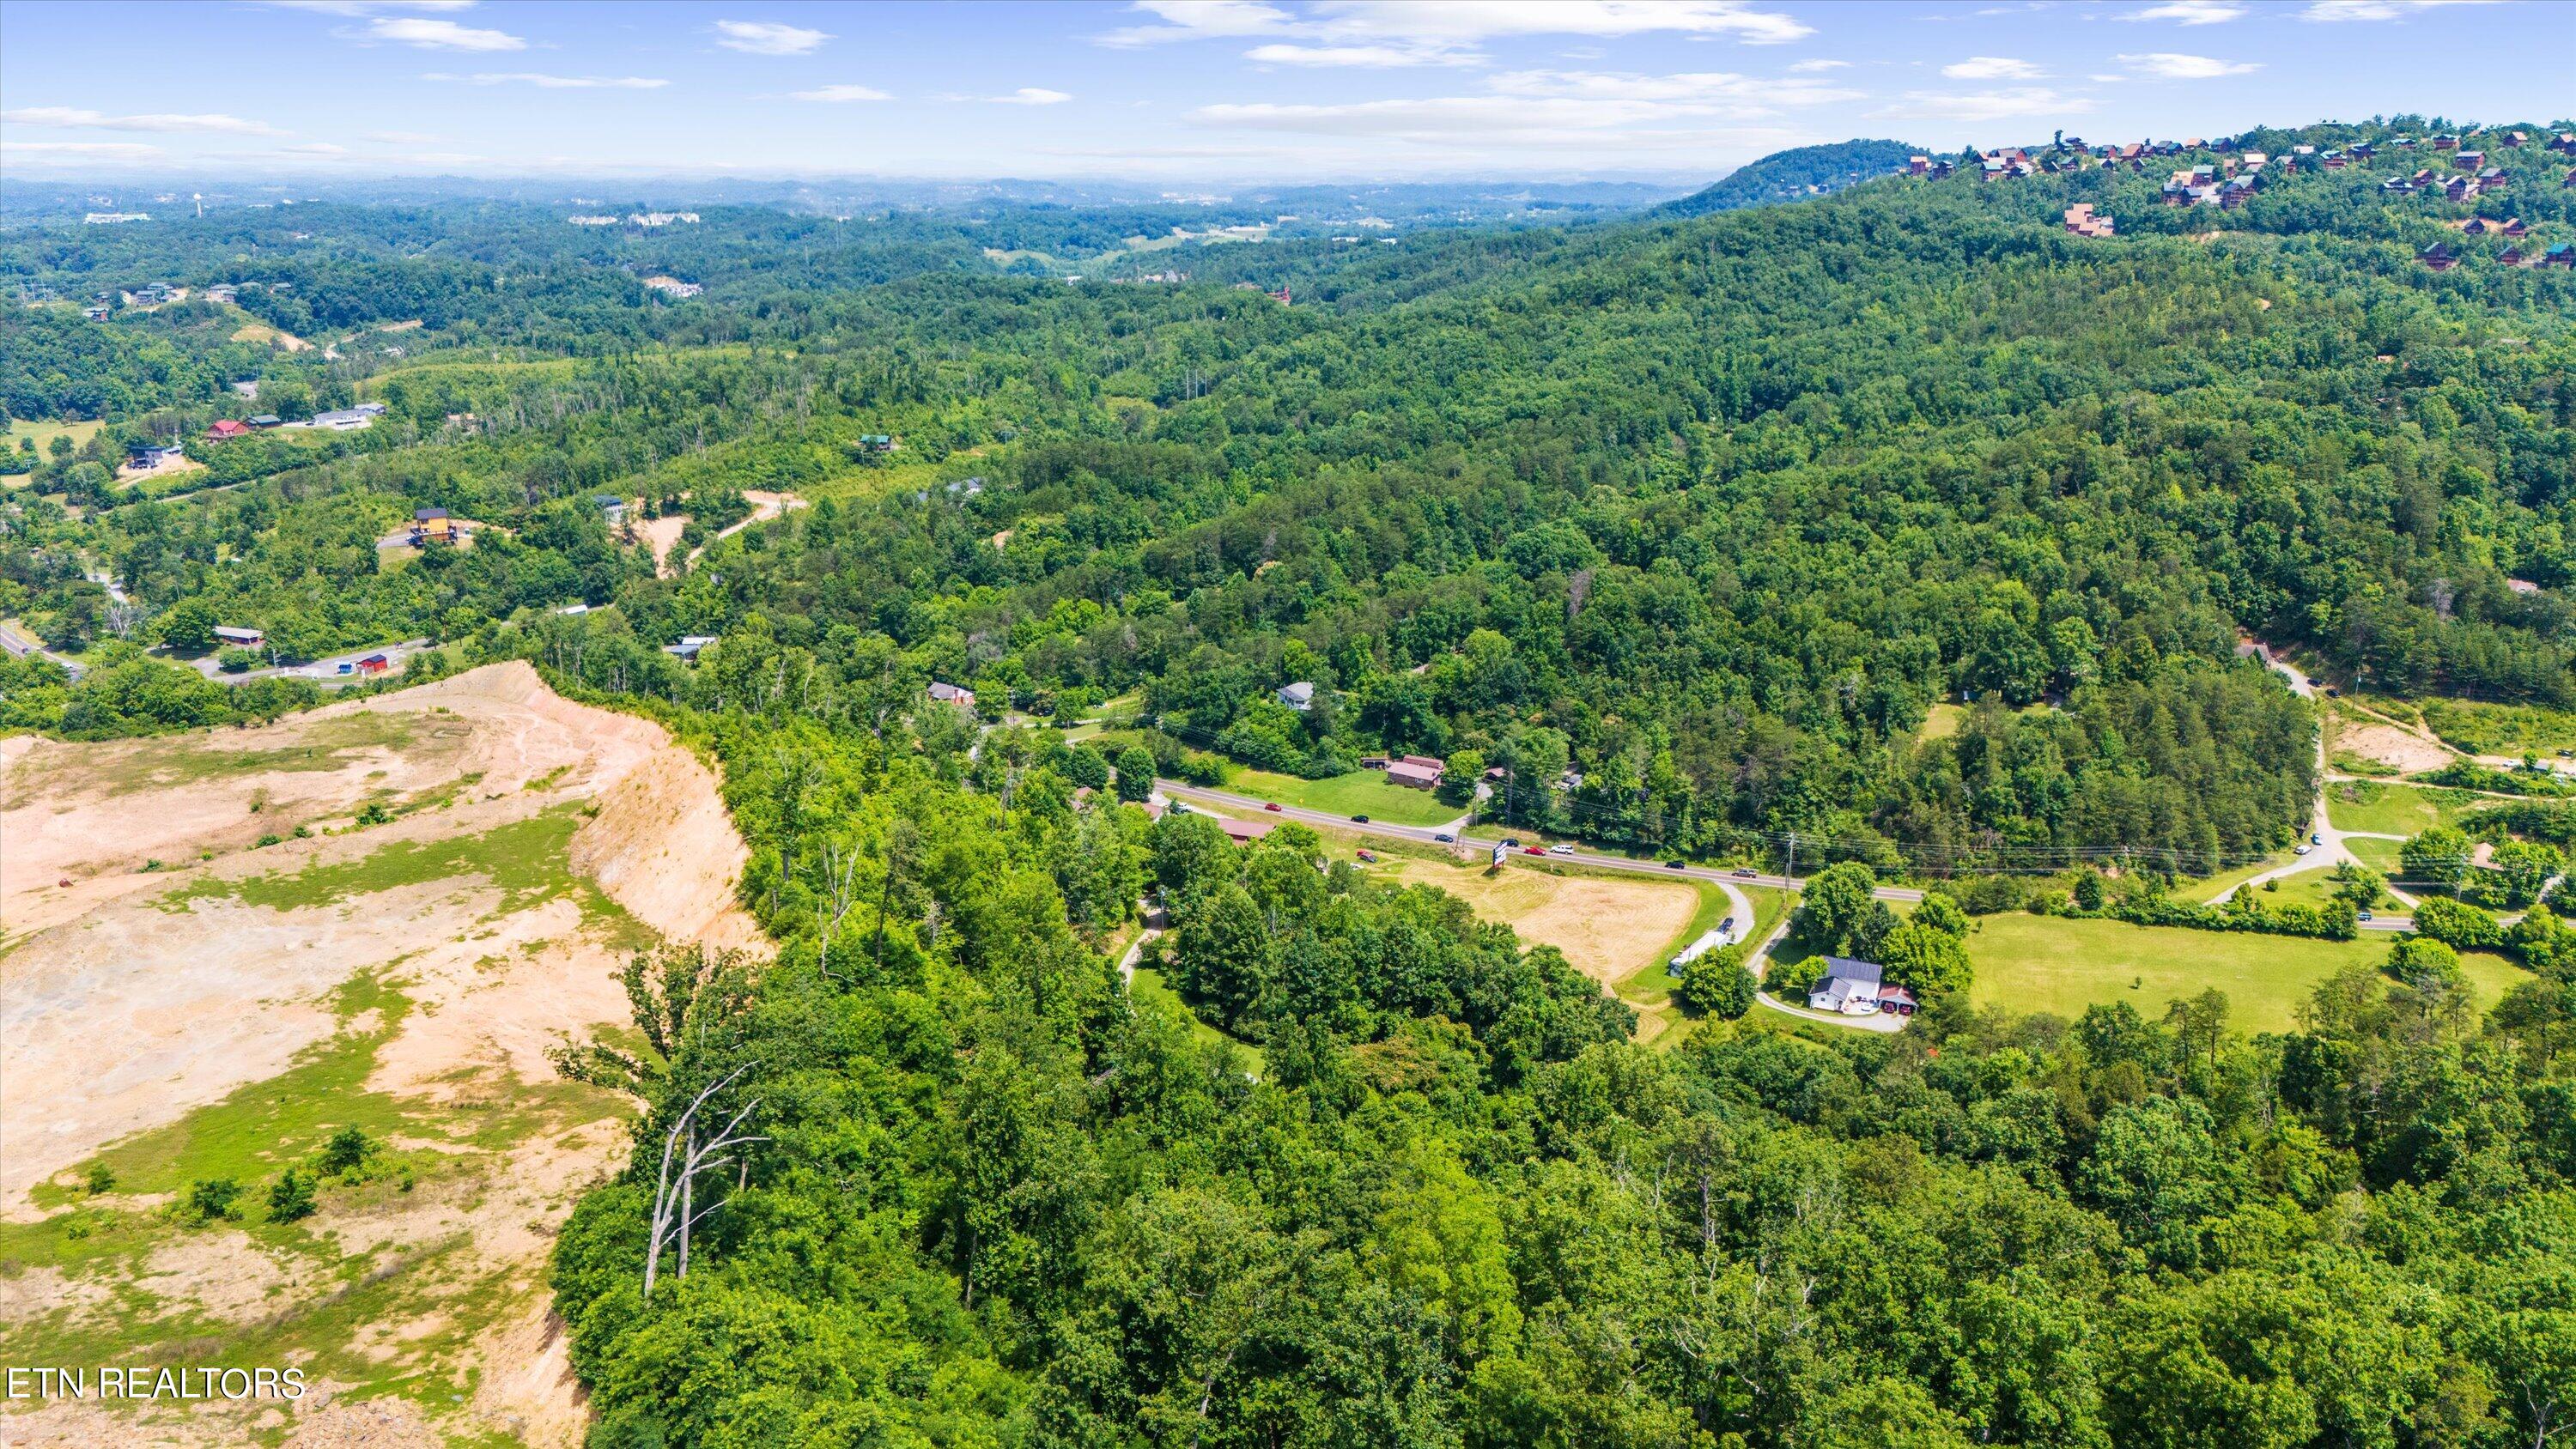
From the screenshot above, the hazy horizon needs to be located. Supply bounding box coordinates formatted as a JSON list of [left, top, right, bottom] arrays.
[[4, 0, 2570, 187]]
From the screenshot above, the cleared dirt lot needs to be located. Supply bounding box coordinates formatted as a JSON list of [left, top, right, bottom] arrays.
[[0, 662, 760, 1447]]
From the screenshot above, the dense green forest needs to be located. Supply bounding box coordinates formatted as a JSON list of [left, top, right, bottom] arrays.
[[7, 116, 2576, 1447]]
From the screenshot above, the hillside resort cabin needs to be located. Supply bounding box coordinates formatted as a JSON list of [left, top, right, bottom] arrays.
[[856, 433, 898, 454], [663, 635, 718, 662], [596, 494, 628, 524], [2418, 242, 2460, 272], [1276, 681, 1315, 711], [411, 507, 456, 544], [212, 625, 264, 649], [127, 443, 185, 470], [355, 653, 392, 676], [205, 418, 250, 440], [247, 415, 282, 428], [927, 681, 975, 711], [1808, 957, 1919, 1017]]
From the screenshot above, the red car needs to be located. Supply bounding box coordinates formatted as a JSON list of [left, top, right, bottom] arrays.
[[1524, 846, 1546, 856], [1263, 802, 1283, 812], [1356, 849, 1377, 863]]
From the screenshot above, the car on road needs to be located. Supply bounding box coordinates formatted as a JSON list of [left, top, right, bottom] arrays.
[[2359, 910, 2374, 921], [1548, 843, 1575, 856], [2311, 833, 2323, 845], [2306, 676, 2321, 687], [1666, 858, 1687, 870], [1432, 832, 1455, 843], [1351, 814, 1370, 823], [1732, 867, 1758, 878], [1500, 838, 1522, 848], [1263, 802, 1283, 812], [2293, 845, 2313, 856], [1524, 846, 1546, 856]]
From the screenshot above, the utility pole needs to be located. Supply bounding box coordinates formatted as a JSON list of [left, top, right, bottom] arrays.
[[1782, 831, 1797, 887]]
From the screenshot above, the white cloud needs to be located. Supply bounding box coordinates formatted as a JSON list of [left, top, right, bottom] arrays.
[[2117, 51, 2261, 77], [355, 16, 526, 50], [2300, 0, 2497, 18], [2118, 1, 2246, 21], [1873, 87, 2094, 123], [714, 20, 831, 55], [791, 84, 892, 101], [1317, 1, 1810, 45], [1484, 69, 1860, 108], [1202, 65, 1860, 145], [0, 139, 164, 159], [993, 88, 1074, 105], [1787, 58, 1850, 72], [426, 71, 670, 88], [365, 130, 445, 143], [264, 1, 477, 14], [1, 106, 289, 136], [281, 142, 352, 155], [1244, 42, 1470, 66], [1941, 57, 2044, 79], [1098, 0, 1296, 46], [1101, 0, 1810, 57]]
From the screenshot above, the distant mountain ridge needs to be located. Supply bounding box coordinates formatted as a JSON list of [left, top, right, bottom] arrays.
[[1656, 138, 1921, 218]]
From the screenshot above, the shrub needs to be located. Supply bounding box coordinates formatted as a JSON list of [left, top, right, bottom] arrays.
[[181, 1177, 243, 1224], [319, 1125, 374, 1178], [267, 1169, 318, 1223]]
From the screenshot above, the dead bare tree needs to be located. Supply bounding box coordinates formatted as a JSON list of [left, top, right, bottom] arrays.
[[642, 1063, 765, 1303], [816, 836, 864, 979]]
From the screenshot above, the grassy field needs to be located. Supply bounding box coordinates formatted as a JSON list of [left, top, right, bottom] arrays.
[[1221, 765, 1464, 826], [2, 417, 104, 474], [2245, 864, 2395, 912], [1915, 703, 1966, 742], [1965, 912, 2528, 1033], [2348, 837, 2405, 874], [2324, 779, 2484, 837], [2186, 851, 2302, 904], [2417, 697, 2576, 757]]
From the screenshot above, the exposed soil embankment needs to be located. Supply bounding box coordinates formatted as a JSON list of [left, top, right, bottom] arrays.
[[0, 662, 761, 1448]]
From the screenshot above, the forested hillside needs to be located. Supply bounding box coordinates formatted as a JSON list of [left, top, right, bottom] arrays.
[[6, 118, 2576, 1448], [1654, 137, 1919, 215]]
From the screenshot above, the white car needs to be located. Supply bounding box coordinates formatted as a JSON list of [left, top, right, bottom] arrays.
[[1547, 843, 1575, 856], [2293, 844, 2313, 856]]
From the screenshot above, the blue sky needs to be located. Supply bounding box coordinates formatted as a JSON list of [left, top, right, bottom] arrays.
[[2, 1, 2568, 183]]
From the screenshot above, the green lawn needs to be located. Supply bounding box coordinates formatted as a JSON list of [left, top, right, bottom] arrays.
[[1221, 766, 1464, 827], [2, 417, 104, 474], [2248, 864, 2395, 912], [2186, 851, 2300, 904], [1965, 912, 2528, 1034], [2348, 837, 2405, 874], [2324, 779, 2484, 838], [1129, 966, 1266, 1078]]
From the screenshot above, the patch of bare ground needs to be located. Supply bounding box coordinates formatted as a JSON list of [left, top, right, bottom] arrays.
[[0, 662, 758, 1447], [2336, 720, 2458, 774]]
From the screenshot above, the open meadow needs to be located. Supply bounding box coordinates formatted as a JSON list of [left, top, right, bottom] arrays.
[[1965, 912, 2529, 1033]]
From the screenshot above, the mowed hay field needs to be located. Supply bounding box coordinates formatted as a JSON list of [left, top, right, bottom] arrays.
[[1370, 855, 1706, 1042], [1965, 912, 2530, 1033]]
